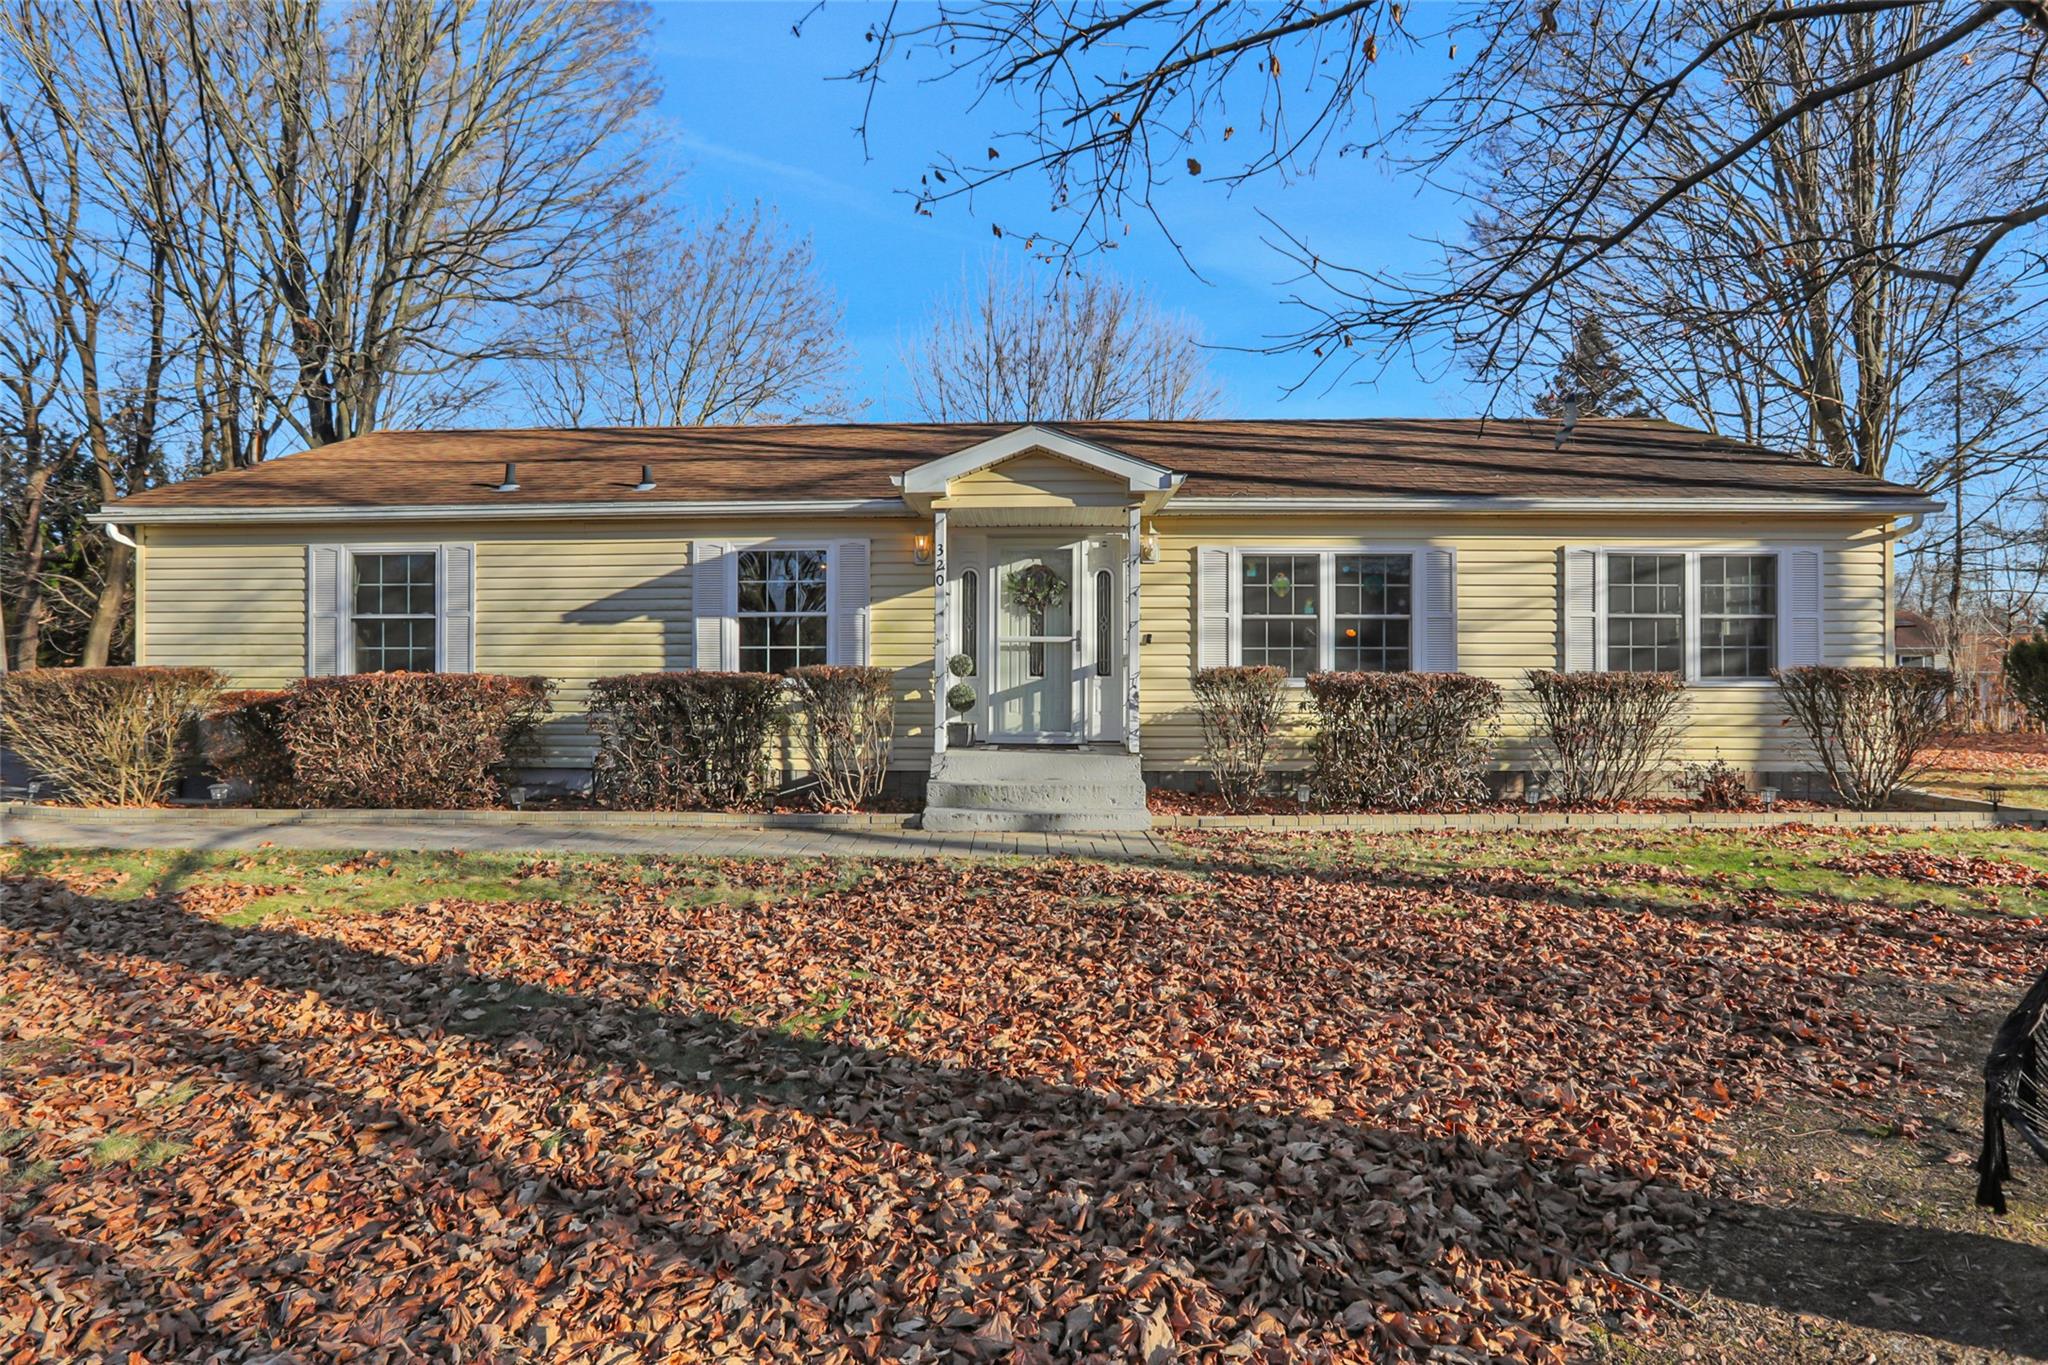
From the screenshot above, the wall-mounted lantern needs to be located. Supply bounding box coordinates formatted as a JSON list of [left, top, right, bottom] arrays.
[[913, 532, 933, 565]]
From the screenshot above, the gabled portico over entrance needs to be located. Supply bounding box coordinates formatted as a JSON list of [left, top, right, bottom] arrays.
[[894, 425, 1182, 829]]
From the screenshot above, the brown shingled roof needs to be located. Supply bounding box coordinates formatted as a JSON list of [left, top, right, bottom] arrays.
[[106, 417, 1929, 513]]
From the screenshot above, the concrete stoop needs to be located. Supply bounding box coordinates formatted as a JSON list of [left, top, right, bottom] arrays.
[[922, 746, 1150, 832]]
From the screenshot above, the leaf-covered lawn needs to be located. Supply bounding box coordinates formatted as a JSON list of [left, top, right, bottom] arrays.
[[2, 832, 2045, 1361]]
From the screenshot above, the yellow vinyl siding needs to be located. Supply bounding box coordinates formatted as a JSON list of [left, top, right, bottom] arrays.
[[140, 516, 935, 771], [1135, 514, 1895, 771], [941, 452, 1131, 509], [138, 532, 306, 688], [136, 505, 1898, 779]]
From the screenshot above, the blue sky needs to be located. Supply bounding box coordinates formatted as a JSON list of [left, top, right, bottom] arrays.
[[642, 3, 1484, 421]]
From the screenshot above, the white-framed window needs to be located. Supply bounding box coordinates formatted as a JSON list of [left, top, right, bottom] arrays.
[[1234, 549, 1418, 677], [1239, 552, 1322, 676], [1605, 553, 1685, 673], [1699, 554, 1778, 679], [1597, 549, 1781, 682], [736, 546, 828, 673], [348, 549, 439, 673], [1334, 553, 1413, 672]]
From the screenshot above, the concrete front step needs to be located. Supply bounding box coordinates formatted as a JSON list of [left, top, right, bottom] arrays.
[[921, 806, 1154, 833], [923, 745, 1148, 833]]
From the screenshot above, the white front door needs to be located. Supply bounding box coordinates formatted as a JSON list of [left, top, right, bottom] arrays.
[[990, 539, 1081, 741], [981, 536, 1125, 744]]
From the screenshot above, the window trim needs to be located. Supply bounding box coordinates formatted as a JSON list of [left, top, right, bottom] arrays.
[[341, 544, 445, 674], [1225, 545, 1424, 683], [732, 541, 833, 675], [1591, 547, 1789, 687]]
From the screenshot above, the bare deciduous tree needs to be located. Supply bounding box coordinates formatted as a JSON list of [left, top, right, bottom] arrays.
[[519, 203, 854, 427], [907, 261, 1221, 422], [1443, 3, 2048, 481], [0, 0, 661, 663], [839, 4, 2048, 466]]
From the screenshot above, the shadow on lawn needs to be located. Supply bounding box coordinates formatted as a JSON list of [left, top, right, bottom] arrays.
[[1677, 1202, 2048, 1356], [4, 875, 2043, 1358], [1179, 847, 2030, 950]]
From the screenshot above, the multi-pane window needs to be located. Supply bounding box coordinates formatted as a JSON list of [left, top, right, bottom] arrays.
[[1605, 554, 1684, 673], [1699, 554, 1776, 678], [738, 548, 828, 673], [1240, 553, 1322, 677], [1334, 553, 1412, 672], [351, 552, 437, 672]]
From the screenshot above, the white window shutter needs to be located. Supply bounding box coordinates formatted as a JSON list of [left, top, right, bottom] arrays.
[[440, 543, 475, 672], [306, 545, 342, 676], [1196, 546, 1231, 670], [691, 541, 735, 671], [830, 538, 871, 665], [1415, 547, 1458, 672], [1560, 547, 1598, 671], [1780, 546, 1824, 667]]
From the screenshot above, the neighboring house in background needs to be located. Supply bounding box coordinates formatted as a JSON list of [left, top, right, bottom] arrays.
[[1895, 608, 1943, 669], [96, 417, 1934, 825], [1896, 606, 2038, 730]]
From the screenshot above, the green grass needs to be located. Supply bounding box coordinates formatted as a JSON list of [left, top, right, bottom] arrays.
[[1180, 826, 2048, 917], [0, 846, 784, 926], [84, 1130, 188, 1170], [1912, 768, 2048, 810]]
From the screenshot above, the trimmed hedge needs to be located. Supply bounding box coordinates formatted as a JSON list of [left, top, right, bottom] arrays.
[[786, 665, 896, 810], [1525, 670, 1687, 802], [0, 666, 224, 806], [586, 671, 784, 809], [1191, 666, 1288, 810], [1774, 665, 1954, 810], [1306, 671, 1501, 810], [278, 673, 551, 809], [202, 689, 296, 803]]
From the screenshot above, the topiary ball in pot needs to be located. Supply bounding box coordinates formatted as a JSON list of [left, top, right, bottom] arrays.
[[947, 682, 977, 714], [948, 652, 976, 679]]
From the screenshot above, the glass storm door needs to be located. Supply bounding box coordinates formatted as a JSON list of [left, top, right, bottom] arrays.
[[990, 540, 1081, 740]]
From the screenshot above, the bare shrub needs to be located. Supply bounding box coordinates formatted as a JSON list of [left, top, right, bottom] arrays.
[[1307, 672, 1502, 810], [1680, 756, 1753, 811], [787, 665, 896, 810], [0, 666, 222, 805], [1774, 666, 1955, 810], [1525, 671, 1687, 803], [1191, 666, 1288, 810], [279, 674, 551, 809], [585, 672, 785, 810]]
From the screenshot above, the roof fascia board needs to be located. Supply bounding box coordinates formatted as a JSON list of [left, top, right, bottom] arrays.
[[897, 424, 1180, 496], [1165, 495, 1941, 516], [93, 492, 1941, 525], [91, 497, 912, 526]]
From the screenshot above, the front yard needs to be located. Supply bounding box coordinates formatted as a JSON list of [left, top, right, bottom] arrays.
[[3, 830, 2046, 1361]]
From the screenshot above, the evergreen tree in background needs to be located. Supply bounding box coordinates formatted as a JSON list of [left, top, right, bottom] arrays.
[[1534, 318, 1657, 419]]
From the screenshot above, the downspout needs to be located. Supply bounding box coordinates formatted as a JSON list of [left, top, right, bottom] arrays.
[[102, 523, 140, 664], [1879, 510, 1928, 668]]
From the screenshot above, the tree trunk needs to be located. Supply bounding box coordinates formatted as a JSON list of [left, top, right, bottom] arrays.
[[11, 464, 53, 669], [81, 534, 130, 667]]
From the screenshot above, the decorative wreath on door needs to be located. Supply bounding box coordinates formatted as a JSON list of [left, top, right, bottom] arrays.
[[1003, 562, 1069, 617]]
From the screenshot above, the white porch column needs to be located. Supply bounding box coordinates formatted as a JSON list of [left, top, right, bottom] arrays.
[[931, 508, 949, 760], [1124, 504, 1142, 755]]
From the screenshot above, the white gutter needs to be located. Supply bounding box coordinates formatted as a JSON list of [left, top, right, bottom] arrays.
[[1166, 495, 1943, 516], [102, 522, 138, 547], [91, 491, 1942, 526], [89, 497, 912, 526]]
